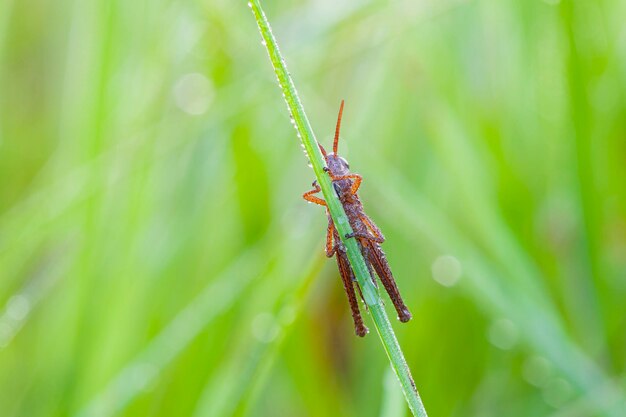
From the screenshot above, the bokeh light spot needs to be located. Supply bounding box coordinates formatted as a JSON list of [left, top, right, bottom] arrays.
[[251, 313, 280, 343], [543, 378, 573, 408], [523, 356, 553, 387], [173, 73, 214, 115], [488, 318, 519, 350], [431, 255, 462, 287]]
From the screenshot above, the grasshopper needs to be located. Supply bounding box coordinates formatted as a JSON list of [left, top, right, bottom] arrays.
[[303, 101, 412, 336]]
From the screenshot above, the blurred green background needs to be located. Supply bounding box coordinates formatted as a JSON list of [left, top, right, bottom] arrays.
[[1, 0, 625, 416]]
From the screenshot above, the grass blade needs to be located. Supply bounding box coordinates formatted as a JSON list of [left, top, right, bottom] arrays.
[[247, 1, 428, 415]]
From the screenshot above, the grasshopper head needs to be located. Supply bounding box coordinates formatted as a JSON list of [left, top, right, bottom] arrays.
[[326, 153, 350, 176]]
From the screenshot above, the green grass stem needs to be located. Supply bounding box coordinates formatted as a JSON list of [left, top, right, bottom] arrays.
[[248, 1, 428, 415]]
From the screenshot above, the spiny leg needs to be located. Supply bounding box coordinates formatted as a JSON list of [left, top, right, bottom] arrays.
[[330, 225, 367, 335], [359, 241, 378, 289], [325, 215, 344, 258], [344, 213, 385, 244], [303, 180, 326, 206], [359, 213, 385, 243], [330, 173, 362, 195], [335, 248, 369, 337], [345, 231, 384, 244], [331, 228, 375, 293], [340, 231, 379, 291], [354, 279, 367, 306], [366, 242, 411, 322]]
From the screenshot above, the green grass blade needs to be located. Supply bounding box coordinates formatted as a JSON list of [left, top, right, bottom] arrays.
[[247, 1, 428, 416], [380, 368, 407, 417], [75, 247, 266, 417]]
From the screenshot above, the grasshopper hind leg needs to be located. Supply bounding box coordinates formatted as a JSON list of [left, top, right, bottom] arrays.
[[335, 248, 369, 337], [367, 243, 412, 322]]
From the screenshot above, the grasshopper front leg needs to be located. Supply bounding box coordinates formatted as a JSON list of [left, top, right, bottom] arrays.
[[330, 173, 362, 195], [302, 180, 326, 206]]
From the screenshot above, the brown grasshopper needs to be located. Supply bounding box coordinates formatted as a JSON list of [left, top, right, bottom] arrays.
[[303, 101, 412, 336]]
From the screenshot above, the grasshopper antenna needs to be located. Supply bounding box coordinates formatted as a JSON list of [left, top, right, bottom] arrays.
[[318, 143, 328, 160], [333, 99, 345, 154]]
